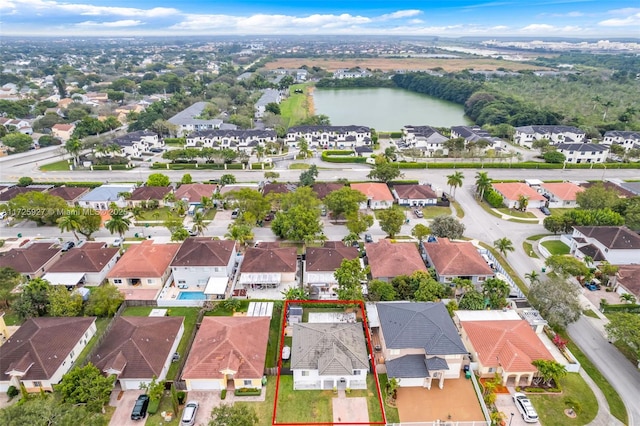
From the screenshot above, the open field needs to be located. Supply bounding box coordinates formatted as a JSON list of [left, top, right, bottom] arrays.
[[264, 57, 550, 73]]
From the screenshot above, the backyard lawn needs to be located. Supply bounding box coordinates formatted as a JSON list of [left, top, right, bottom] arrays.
[[135, 207, 181, 221], [235, 378, 277, 426], [541, 240, 570, 255], [274, 375, 333, 423], [265, 303, 284, 369], [75, 317, 111, 367], [528, 373, 598, 426], [378, 374, 400, 423]]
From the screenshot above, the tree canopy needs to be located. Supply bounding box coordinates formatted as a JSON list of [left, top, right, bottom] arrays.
[[146, 173, 170, 187], [528, 276, 582, 328], [334, 258, 368, 301], [324, 186, 366, 219], [209, 404, 259, 426], [58, 363, 115, 413], [271, 187, 323, 242], [430, 215, 466, 239], [377, 206, 406, 238]]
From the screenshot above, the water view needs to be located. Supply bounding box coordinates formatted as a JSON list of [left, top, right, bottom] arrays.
[[312, 87, 471, 131]]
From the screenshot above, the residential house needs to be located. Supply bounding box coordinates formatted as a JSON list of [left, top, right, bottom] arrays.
[[0, 185, 50, 203], [392, 184, 438, 206], [0, 118, 33, 135], [255, 89, 282, 118], [514, 125, 586, 148], [372, 302, 467, 389], [291, 322, 369, 390], [174, 183, 217, 206], [286, 125, 371, 149], [168, 102, 223, 136], [0, 317, 97, 393], [570, 226, 640, 265], [491, 182, 546, 210], [50, 123, 75, 142], [262, 182, 297, 197], [350, 182, 394, 210], [305, 242, 359, 300], [422, 238, 495, 285], [333, 68, 371, 79], [90, 316, 184, 390], [614, 265, 640, 300], [46, 186, 90, 206], [602, 130, 640, 152], [456, 311, 555, 386], [43, 242, 120, 287], [354, 145, 374, 157], [579, 181, 635, 199], [402, 125, 449, 156], [312, 183, 345, 200], [185, 129, 276, 154], [451, 126, 505, 150], [365, 240, 427, 282], [0, 242, 62, 280], [78, 184, 136, 210], [237, 245, 297, 290], [107, 240, 180, 298], [108, 130, 161, 157], [182, 316, 270, 391], [128, 186, 172, 208], [171, 238, 237, 298], [540, 182, 584, 208], [556, 143, 609, 164]]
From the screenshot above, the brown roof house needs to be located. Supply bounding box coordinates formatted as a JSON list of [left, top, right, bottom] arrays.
[[43, 242, 120, 287], [182, 316, 270, 391], [171, 238, 237, 299], [392, 184, 439, 207], [491, 183, 546, 210], [0, 317, 97, 393], [0, 242, 62, 279], [174, 183, 217, 205], [107, 240, 180, 300], [422, 238, 494, 285], [47, 186, 90, 206], [365, 240, 427, 282], [262, 182, 297, 197], [312, 182, 344, 200], [615, 265, 640, 300], [570, 226, 640, 265], [351, 182, 394, 210], [0, 185, 49, 203], [128, 186, 172, 208], [540, 182, 584, 208], [238, 245, 297, 293], [89, 316, 184, 390], [304, 242, 359, 300], [457, 310, 555, 386]]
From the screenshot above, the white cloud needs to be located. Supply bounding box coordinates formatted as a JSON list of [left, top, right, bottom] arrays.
[[379, 10, 422, 20], [75, 20, 143, 27], [520, 24, 585, 33], [3, 0, 178, 17], [598, 12, 640, 27]]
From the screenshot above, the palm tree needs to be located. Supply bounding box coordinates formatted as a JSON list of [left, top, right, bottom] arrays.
[[192, 211, 208, 236], [517, 195, 529, 212], [446, 171, 464, 199], [173, 200, 187, 216], [298, 138, 311, 159], [602, 100, 614, 121], [200, 196, 213, 212], [452, 278, 474, 303], [620, 293, 636, 304], [475, 171, 492, 200], [525, 270, 541, 285], [225, 223, 254, 249], [105, 212, 131, 239], [57, 212, 81, 240], [494, 237, 515, 257]]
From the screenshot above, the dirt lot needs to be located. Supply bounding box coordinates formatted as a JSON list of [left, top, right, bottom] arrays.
[[264, 57, 549, 72]]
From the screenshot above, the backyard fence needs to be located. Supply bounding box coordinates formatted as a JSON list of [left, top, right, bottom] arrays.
[[478, 249, 524, 298]]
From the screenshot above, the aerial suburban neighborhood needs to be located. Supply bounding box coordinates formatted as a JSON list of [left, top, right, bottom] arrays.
[[0, 14, 639, 426]]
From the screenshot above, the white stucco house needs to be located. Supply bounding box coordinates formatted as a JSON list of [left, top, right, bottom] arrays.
[[570, 226, 640, 265], [556, 143, 609, 164]]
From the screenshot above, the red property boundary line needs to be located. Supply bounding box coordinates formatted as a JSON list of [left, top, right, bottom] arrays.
[[272, 299, 386, 426]]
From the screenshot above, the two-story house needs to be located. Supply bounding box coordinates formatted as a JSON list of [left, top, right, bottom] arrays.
[[0, 242, 62, 280], [43, 242, 120, 287], [168, 102, 223, 137], [450, 126, 505, 151], [286, 125, 371, 149], [255, 89, 282, 118], [556, 143, 609, 164], [51, 123, 75, 142], [602, 130, 640, 152], [402, 125, 449, 156], [185, 129, 276, 154], [304, 242, 359, 300], [108, 130, 161, 158], [514, 125, 586, 148], [570, 226, 640, 265]]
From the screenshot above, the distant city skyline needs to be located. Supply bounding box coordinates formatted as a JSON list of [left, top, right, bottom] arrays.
[[1, 0, 639, 38]]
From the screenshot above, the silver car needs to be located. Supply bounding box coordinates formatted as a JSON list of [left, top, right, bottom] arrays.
[[180, 401, 199, 426]]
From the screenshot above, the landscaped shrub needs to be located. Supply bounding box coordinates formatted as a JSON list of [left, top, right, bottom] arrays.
[[324, 149, 354, 156], [394, 162, 427, 169], [485, 189, 504, 208], [177, 390, 186, 405], [221, 389, 227, 400], [147, 399, 160, 415], [234, 387, 261, 396], [7, 385, 19, 399]]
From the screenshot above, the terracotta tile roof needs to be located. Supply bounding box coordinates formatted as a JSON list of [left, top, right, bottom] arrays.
[[47, 186, 90, 201], [129, 186, 172, 201], [461, 320, 554, 372], [181, 316, 270, 380], [423, 238, 494, 277], [52, 123, 74, 131], [540, 182, 584, 201], [574, 226, 640, 250], [0, 317, 96, 382], [90, 316, 183, 379], [312, 183, 345, 200], [171, 238, 236, 267], [306, 242, 359, 272], [350, 182, 394, 202], [365, 240, 426, 279], [174, 184, 217, 204], [106, 240, 180, 279], [0, 243, 61, 274], [48, 245, 120, 273], [240, 246, 297, 273], [616, 265, 640, 299], [393, 184, 438, 200], [492, 183, 545, 202]]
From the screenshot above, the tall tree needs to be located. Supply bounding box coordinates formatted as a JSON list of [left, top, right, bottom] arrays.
[[532, 359, 567, 387], [57, 212, 81, 240], [324, 186, 366, 219], [226, 223, 254, 248], [525, 270, 541, 286], [378, 206, 406, 238], [605, 313, 640, 360], [191, 211, 208, 236], [493, 237, 515, 257], [481, 277, 511, 309], [475, 171, 492, 200], [577, 183, 620, 210], [105, 211, 131, 239], [430, 215, 466, 239], [86, 283, 124, 317], [346, 211, 374, 236], [411, 223, 431, 242], [299, 164, 318, 186], [13, 278, 50, 320], [146, 173, 170, 187], [48, 285, 83, 317], [271, 187, 323, 242], [58, 363, 116, 413], [334, 258, 368, 301], [446, 171, 464, 198], [367, 279, 397, 301], [367, 157, 403, 183], [528, 276, 582, 328], [64, 137, 83, 166]]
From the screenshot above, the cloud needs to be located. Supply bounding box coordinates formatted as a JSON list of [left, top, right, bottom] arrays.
[[379, 10, 422, 20], [598, 13, 640, 27], [75, 20, 143, 28], [520, 24, 585, 33], [3, 0, 178, 17]]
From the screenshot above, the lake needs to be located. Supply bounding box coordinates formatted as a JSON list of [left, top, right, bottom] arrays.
[[312, 87, 470, 131]]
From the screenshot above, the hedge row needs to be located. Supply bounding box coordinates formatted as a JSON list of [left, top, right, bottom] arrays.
[[324, 150, 355, 156], [151, 162, 245, 170], [321, 152, 367, 163], [92, 164, 131, 170], [34, 182, 104, 188], [601, 304, 640, 313], [251, 163, 273, 170], [393, 162, 428, 169], [234, 388, 261, 396]]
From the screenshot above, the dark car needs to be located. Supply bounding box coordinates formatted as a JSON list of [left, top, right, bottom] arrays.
[[61, 241, 75, 252], [149, 148, 164, 153], [364, 234, 373, 243], [540, 206, 551, 216], [131, 394, 150, 421]]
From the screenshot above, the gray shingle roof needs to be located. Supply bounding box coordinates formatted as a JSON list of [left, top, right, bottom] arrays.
[[556, 143, 608, 152], [168, 102, 223, 127], [385, 355, 450, 379], [377, 302, 467, 355]]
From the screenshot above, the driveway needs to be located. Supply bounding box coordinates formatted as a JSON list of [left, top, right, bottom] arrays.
[[182, 391, 219, 426], [332, 395, 369, 424], [108, 390, 147, 426], [495, 393, 537, 426]]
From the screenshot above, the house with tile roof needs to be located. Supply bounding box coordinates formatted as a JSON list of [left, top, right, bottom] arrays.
[[422, 238, 495, 285], [128, 186, 172, 207], [78, 184, 136, 210], [614, 265, 640, 301], [0, 317, 97, 393], [570, 226, 640, 265], [262, 182, 298, 197], [556, 143, 609, 164], [457, 313, 555, 386], [46, 186, 90, 206], [107, 240, 180, 298], [171, 238, 236, 298], [90, 316, 184, 390], [350, 182, 394, 210], [392, 184, 439, 206], [291, 322, 369, 390], [0, 185, 50, 203], [579, 181, 635, 198], [365, 240, 427, 282], [51, 123, 75, 142], [304, 242, 359, 300], [0, 242, 62, 279], [540, 182, 584, 208], [372, 302, 467, 389], [182, 316, 270, 391], [43, 242, 120, 287], [491, 182, 546, 210], [514, 125, 585, 148], [237, 245, 297, 290], [312, 182, 344, 200], [174, 183, 217, 205]]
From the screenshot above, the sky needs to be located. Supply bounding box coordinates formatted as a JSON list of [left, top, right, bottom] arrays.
[[1, 0, 639, 38]]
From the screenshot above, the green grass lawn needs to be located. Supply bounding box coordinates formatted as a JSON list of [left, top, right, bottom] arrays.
[[204, 299, 251, 317], [496, 208, 537, 218], [136, 207, 181, 221], [145, 391, 179, 426], [612, 340, 640, 366], [40, 159, 73, 171], [274, 375, 333, 423], [550, 208, 575, 216], [347, 375, 385, 423], [528, 373, 597, 426], [377, 374, 400, 423], [583, 309, 600, 319], [265, 303, 284, 369], [235, 378, 276, 426], [289, 162, 311, 169], [541, 240, 570, 255], [476, 199, 505, 219], [75, 317, 111, 367], [1, 309, 21, 325], [202, 209, 216, 221], [421, 206, 453, 219], [451, 201, 465, 218], [280, 84, 312, 127], [528, 233, 553, 241], [522, 241, 539, 258]]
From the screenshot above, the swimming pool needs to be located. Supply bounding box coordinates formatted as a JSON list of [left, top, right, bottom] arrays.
[[177, 292, 206, 300]]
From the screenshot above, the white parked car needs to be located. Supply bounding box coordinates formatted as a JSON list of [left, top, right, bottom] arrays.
[[513, 392, 539, 423], [180, 401, 198, 426], [112, 238, 123, 247], [282, 346, 291, 360]]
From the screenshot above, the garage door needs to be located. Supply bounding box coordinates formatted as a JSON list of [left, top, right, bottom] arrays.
[[398, 377, 425, 387], [187, 380, 221, 391]]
